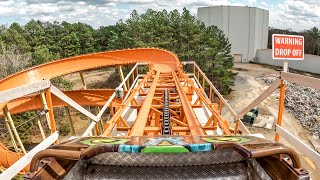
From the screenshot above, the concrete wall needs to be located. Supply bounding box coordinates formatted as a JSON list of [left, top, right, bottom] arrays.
[[197, 6, 269, 63], [255, 49, 320, 74]]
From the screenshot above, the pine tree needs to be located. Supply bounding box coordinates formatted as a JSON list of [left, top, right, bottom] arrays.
[[31, 45, 56, 66], [0, 26, 30, 53], [113, 8, 235, 94], [24, 20, 47, 53], [60, 32, 80, 57], [73, 22, 95, 54]]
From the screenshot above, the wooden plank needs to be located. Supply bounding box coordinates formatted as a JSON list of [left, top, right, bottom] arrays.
[[276, 125, 320, 168], [0, 131, 59, 180], [0, 80, 50, 103], [281, 72, 320, 90], [236, 79, 281, 120]]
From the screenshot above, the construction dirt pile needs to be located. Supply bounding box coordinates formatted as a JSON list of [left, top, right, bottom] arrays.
[[259, 74, 320, 138]]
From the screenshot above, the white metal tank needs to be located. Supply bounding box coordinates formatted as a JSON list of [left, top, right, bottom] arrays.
[[197, 6, 269, 62]]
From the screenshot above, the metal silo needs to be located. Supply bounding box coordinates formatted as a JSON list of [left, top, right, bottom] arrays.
[[198, 6, 269, 63]]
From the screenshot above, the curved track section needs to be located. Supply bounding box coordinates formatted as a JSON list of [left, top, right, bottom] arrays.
[[0, 143, 29, 173], [0, 89, 118, 116], [0, 48, 180, 92], [0, 48, 179, 173]]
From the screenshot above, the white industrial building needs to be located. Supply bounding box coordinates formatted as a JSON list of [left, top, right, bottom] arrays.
[[197, 6, 269, 63]]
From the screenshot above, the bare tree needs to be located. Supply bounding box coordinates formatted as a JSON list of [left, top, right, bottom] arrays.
[[0, 44, 31, 78]]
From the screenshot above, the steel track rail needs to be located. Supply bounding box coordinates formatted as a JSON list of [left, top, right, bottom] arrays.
[[172, 70, 205, 135]]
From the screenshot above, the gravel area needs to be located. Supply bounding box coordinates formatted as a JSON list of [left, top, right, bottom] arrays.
[[259, 74, 320, 138]]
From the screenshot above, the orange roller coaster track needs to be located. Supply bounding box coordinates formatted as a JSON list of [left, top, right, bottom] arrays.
[[0, 48, 180, 92], [0, 48, 195, 173], [0, 47, 314, 180]]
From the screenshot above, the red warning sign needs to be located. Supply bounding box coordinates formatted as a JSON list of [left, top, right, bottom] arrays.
[[272, 34, 304, 60]]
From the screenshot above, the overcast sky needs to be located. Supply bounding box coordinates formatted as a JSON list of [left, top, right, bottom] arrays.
[[0, 0, 319, 31]]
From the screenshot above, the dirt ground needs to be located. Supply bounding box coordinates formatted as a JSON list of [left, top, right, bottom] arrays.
[[225, 63, 320, 178], [58, 68, 116, 139], [62, 68, 116, 90]]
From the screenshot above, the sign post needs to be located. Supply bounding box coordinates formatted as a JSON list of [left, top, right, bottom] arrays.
[[272, 34, 304, 141]]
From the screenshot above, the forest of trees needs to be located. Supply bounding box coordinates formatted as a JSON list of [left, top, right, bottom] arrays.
[[2, 7, 318, 95], [0, 8, 235, 95]]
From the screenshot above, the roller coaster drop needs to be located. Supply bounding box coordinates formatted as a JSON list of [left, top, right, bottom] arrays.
[[0, 48, 318, 179]]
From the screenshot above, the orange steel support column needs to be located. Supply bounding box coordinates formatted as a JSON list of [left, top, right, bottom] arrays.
[[275, 80, 286, 141], [45, 88, 58, 144], [136, 66, 139, 77], [128, 71, 160, 136], [172, 70, 205, 135]]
